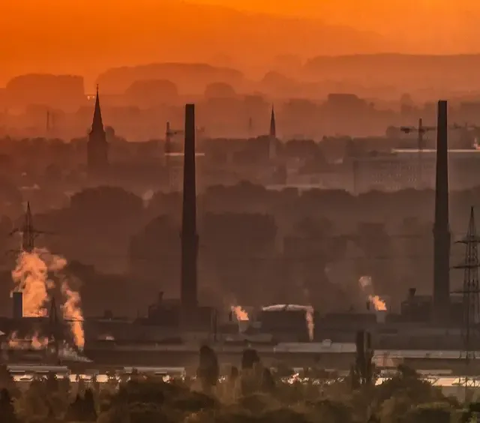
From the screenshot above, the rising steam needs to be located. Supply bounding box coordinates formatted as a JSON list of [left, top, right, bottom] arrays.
[[358, 276, 387, 312], [11, 252, 53, 317], [61, 280, 85, 349], [231, 305, 249, 321], [8, 331, 48, 350], [305, 306, 315, 342], [11, 248, 85, 351]]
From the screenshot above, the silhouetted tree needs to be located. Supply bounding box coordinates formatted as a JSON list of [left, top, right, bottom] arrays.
[[83, 389, 97, 422], [197, 345, 219, 393], [0, 389, 18, 423], [261, 368, 275, 392], [241, 348, 260, 370]]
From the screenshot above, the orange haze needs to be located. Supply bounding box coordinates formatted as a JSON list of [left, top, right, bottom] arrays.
[[1, 0, 480, 84]]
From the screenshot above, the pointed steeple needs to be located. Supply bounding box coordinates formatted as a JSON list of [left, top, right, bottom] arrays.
[[91, 85, 104, 133], [25, 202, 31, 225], [88, 85, 109, 174], [269, 105, 276, 139]]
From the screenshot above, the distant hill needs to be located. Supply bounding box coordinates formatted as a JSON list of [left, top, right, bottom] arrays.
[[97, 63, 245, 95], [304, 54, 480, 93], [0, 0, 387, 86]]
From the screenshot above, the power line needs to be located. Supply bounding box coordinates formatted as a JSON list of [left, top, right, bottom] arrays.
[[452, 206, 480, 396]]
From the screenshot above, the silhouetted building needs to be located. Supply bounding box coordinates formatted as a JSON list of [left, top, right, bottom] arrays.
[[433, 100, 451, 323], [180, 104, 199, 313], [87, 87, 109, 174]]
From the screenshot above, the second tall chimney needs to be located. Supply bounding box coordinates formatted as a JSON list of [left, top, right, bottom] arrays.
[[180, 104, 198, 311], [433, 100, 451, 323]]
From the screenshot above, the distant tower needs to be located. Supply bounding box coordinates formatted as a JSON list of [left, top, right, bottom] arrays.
[[87, 86, 109, 174], [453, 207, 480, 388], [22, 202, 35, 253], [455, 207, 480, 398], [269, 106, 277, 160], [433, 100, 451, 323], [180, 104, 199, 312], [9, 202, 51, 254], [165, 121, 172, 187], [248, 117, 253, 138]]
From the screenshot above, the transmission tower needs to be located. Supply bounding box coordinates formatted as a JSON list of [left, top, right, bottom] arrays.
[[9, 202, 53, 253], [453, 207, 480, 391]]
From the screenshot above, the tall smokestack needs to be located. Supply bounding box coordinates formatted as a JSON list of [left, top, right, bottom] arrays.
[[180, 104, 198, 311], [433, 100, 451, 323], [12, 292, 23, 319]]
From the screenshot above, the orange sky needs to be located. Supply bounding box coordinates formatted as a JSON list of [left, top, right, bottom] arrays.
[[195, 0, 472, 30], [1, 0, 480, 85]]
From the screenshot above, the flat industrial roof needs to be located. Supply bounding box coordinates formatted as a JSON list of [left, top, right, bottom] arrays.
[[392, 149, 480, 154]]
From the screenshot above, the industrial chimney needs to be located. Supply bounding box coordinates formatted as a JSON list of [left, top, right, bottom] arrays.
[[12, 292, 23, 319], [433, 100, 451, 323], [180, 104, 199, 312]]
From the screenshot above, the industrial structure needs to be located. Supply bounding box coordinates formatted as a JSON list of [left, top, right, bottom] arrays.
[[433, 100, 451, 324], [180, 104, 199, 314], [3, 100, 480, 376], [399, 118, 436, 188], [453, 208, 480, 376], [9, 202, 51, 254]]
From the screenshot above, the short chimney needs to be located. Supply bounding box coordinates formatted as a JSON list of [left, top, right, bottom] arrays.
[[12, 292, 23, 319]]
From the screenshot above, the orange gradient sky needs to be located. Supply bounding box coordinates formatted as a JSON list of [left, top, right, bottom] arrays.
[[1, 0, 480, 85]]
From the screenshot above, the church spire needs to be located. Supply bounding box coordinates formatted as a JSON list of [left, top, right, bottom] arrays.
[[91, 85, 104, 133], [87, 85, 109, 174], [269, 105, 276, 139]]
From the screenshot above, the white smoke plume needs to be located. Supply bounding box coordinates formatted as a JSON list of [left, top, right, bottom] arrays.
[[58, 341, 92, 362], [231, 305, 249, 321], [31, 333, 49, 350], [305, 306, 315, 342], [358, 276, 387, 312], [8, 331, 48, 350], [7, 331, 26, 349], [11, 252, 53, 317], [11, 248, 85, 350], [61, 281, 85, 349]]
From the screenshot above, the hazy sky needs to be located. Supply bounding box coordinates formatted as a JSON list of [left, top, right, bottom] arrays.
[[1, 0, 480, 85], [194, 0, 470, 29]]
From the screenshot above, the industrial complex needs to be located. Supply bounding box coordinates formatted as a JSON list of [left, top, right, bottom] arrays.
[[0, 97, 478, 379]]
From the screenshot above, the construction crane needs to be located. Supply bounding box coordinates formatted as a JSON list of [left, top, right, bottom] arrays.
[[396, 118, 436, 189], [399, 118, 436, 150], [164, 122, 184, 191], [164, 122, 206, 190], [395, 118, 470, 188]]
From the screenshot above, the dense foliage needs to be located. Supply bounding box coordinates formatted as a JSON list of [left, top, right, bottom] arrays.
[[0, 346, 475, 423]]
